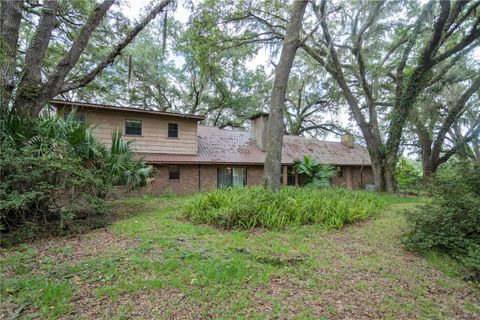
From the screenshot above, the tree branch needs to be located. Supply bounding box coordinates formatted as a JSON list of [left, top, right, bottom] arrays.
[[432, 75, 480, 160], [21, 0, 59, 83], [59, 0, 173, 94], [47, 0, 114, 95]]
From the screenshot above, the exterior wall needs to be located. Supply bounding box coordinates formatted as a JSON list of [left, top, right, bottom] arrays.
[[145, 164, 265, 195], [331, 166, 374, 189], [141, 164, 374, 195], [246, 166, 264, 186], [59, 108, 198, 155], [146, 164, 200, 195], [199, 165, 217, 191]]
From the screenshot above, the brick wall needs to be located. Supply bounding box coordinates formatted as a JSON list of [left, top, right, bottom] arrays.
[[247, 166, 264, 186], [199, 165, 217, 191], [331, 166, 374, 189], [142, 164, 374, 195], [147, 164, 200, 195], [146, 164, 266, 195]]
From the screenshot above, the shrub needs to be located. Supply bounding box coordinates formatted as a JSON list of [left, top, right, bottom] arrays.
[[184, 186, 385, 230], [0, 112, 151, 234], [395, 157, 422, 194], [403, 161, 480, 279], [294, 156, 336, 188]]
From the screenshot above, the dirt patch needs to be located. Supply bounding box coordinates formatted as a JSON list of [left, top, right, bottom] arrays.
[[1, 228, 138, 280], [39, 229, 136, 266], [64, 283, 201, 319]]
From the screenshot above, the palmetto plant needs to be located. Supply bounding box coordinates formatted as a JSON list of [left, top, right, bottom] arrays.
[[294, 155, 335, 188], [1, 112, 152, 228], [106, 130, 151, 189]]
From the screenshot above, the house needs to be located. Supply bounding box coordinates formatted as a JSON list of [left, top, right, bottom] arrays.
[[51, 100, 374, 194]]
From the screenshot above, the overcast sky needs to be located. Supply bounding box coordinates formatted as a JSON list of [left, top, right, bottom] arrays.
[[121, 0, 479, 147]]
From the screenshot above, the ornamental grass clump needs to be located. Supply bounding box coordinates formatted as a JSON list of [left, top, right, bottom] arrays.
[[184, 187, 385, 230]]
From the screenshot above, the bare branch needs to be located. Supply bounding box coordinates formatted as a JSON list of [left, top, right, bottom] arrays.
[[47, 0, 114, 95], [59, 0, 173, 94]]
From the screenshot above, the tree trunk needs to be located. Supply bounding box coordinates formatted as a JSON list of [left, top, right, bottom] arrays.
[[370, 156, 385, 191], [10, 0, 172, 117], [415, 75, 480, 181], [0, 0, 23, 115], [384, 162, 396, 193], [13, 0, 59, 116], [264, 0, 308, 192]]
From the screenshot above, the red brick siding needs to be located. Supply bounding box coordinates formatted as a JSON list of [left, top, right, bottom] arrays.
[[148, 164, 200, 195], [142, 164, 373, 195], [199, 165, 217, 191], [247, 166, 264, 186], [331, 166, 374, 189]]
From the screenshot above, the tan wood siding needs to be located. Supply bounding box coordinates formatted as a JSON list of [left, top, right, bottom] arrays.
[[62, 109, 199, 154]]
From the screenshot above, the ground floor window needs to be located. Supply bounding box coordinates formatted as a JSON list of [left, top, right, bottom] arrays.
[[168, 165, 180, 180], [336, 166, 343, 177], [287, 166, 296, 185], [217, 167, 246, 188]]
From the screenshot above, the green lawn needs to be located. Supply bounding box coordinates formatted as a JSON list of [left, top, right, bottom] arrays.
[[1, 194, 478, 319]]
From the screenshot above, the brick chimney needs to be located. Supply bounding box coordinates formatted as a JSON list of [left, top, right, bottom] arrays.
[[249, 112, 269, 151], [341, 133, 354, 148]]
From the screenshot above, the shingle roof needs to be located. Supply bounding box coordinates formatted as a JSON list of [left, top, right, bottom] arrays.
[[140, 126, 371, 166]]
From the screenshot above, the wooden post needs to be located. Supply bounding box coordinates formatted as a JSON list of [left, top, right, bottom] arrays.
[[282, 165, 288, 185], [346, 167, 353, 189], [294, 167, 299, 186]]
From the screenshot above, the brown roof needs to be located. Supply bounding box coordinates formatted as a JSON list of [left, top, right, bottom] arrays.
[[139, 126, 371, 166], [50, 100, 206, 120]]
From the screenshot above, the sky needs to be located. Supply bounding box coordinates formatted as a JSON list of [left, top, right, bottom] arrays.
[[121, 0, 479, 145], [123, 0, 271, 70]]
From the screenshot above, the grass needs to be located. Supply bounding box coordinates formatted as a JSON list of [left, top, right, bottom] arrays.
[[184, 187, 385, 229], [0, 192, 478, 319]]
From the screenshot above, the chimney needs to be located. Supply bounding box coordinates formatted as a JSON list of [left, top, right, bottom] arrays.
[[249, 112, 269, 151], [341, 133, 354, 148]]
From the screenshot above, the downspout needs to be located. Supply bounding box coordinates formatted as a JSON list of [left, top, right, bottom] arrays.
[[198, 164, 201, 191], [360, 160, 364, 189]]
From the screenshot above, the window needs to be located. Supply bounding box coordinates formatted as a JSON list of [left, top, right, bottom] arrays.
[[168, 166, 180, 180], [125, 119, 142, 136], [280, 166, 296, 186], [217, 167, 246, 188], [287, 166, 296, 185], [336, 166, 343, 177], [64, 111, 86, 123], [168, 123, 178, 138]]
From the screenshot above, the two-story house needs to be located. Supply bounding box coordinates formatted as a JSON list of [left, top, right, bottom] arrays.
[[51, 100, 374, 194]]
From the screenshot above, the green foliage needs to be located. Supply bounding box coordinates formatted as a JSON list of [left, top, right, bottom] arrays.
[[1, 276, 73, 319], [2, 194, 476, 318], [395, 157, 422, 193], [294, 156, 336, 188], [0, 112, 151, 233], [106, 131, 151, 189], [184, 187, 385, 230], [404, 161, 480, 279]]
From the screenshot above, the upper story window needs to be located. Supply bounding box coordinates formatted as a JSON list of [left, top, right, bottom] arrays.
[[64, 111, 86, 123], [125, 119, 142, 136], [168, 123, 178, 138]]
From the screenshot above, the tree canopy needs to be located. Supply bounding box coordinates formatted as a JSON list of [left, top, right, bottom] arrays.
[[1, 0, 479, 191]]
